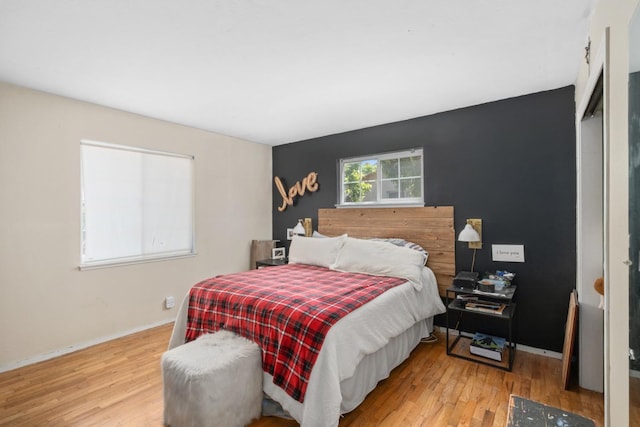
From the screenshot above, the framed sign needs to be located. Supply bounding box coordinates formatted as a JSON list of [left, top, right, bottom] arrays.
[[272, 247, 286, 260], [491, 244, 525, 262]]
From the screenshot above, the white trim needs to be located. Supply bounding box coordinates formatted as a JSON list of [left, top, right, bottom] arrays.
[[340, 148, 422, 164], [79, 252, 197, 270], [335, 202, 424, 209], [0, 318, 175, 374], [516, 343, 563, 360], [576, 27, 614, 422], [80, 139, 194, 160]]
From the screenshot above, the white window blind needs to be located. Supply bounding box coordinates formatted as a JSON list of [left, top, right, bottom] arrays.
[[80, 140, 195, 269]]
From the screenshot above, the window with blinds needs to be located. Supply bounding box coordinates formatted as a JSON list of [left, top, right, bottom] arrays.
[[80, 140, 195, 269]]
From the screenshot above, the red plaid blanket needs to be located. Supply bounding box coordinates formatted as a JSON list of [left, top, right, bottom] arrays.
[[185, 263, 406, 402]]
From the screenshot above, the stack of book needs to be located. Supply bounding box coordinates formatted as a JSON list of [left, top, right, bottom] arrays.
[[463, 299, 506, 315], [469, 332, 506, 361]]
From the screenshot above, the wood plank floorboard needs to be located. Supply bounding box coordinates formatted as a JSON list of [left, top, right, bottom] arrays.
[[0, 324, 605, 426]]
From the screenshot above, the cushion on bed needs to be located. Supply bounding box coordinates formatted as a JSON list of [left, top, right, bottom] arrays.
[[369, 238, 429, 263], [330, 237, 426, 290], [288, 234, 347, 268]]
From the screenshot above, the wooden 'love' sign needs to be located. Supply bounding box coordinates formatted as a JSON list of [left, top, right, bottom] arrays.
[[274, 172, 319, 212]]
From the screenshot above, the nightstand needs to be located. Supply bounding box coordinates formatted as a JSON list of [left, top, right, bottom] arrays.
[[445, 285, 517, 371], [255, 258, 288, 269]]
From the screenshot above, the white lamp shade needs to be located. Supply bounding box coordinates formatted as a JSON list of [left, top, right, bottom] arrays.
[[458, 223, 480, 242], [292, 221, 306, 236]]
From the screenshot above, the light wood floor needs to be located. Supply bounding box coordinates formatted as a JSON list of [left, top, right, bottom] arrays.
[[0, 324, 606, 426]]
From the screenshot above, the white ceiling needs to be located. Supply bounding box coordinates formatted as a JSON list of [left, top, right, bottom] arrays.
[[0, 0, 595, 146]]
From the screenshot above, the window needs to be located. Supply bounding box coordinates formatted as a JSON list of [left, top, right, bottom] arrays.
[[80, 140, 195, 269], [339, 149, 423, 206]]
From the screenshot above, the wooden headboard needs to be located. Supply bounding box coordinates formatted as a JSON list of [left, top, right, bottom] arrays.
[[318, 207, 455, 296]]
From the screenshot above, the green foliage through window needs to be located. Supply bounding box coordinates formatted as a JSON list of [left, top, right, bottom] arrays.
[[343, 160, 376, 202]]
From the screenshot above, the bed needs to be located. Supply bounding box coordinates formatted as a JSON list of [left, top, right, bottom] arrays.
[[168, 207, 454, 427]]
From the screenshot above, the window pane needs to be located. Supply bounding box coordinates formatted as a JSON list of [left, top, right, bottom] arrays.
[[343, 160, 377, 183], [344, 181, 376, 202], [342, 159, 377, 203], [381, 179, 399, 199], [82, 145, 143, 261], [142, 154, 193, 255], [356, 160, 377, 181], [342, 161, 361, 184], [362, 181, 377, 202], [399, 178, 422, 198], [380, 158, 398, 179], [400, 156, 421, 178]]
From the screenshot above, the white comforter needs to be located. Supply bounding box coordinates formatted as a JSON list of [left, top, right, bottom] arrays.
[[168, 266, 445, 427]]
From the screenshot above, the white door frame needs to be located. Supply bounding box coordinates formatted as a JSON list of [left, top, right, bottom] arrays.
[[575, 28, 617, 425]]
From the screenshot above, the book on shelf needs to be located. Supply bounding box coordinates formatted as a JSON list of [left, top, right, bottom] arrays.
[[469, 332, 506, 361], [464, 300, 506, 315]]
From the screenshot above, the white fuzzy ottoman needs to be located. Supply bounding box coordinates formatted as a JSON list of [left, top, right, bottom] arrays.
[[161, 330, 263, 427]]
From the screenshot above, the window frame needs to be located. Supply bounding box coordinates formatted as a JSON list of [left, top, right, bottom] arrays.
[[337, 148, 424, 207], [79, 140, 196, 270]]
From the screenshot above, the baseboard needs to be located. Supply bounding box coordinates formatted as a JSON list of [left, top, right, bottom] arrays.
[[434, 326, 563, 360], [516, 343, 563, 359], [0, 318, 175, 374], [3, 322, 568, 374]]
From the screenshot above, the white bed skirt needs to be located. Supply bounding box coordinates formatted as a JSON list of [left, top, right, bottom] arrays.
[[339, 317, 431, 412], [262, 317, 432, 419]]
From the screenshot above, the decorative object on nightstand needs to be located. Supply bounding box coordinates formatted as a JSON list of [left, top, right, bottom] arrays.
[[478, 270, 515, 292], [457, 218, 482, 272], [271, 247, 286, 260]]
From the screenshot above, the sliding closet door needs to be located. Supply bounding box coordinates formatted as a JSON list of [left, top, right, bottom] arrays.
[[629, 5, 640, 424]]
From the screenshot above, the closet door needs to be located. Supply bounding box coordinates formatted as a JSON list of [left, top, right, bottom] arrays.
[[629, 4, 640, 424]]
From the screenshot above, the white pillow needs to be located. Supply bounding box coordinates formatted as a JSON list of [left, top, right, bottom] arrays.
[[288, 234, 347, 268], [368, 237, 429, 263], [330, 237, 426, 290]]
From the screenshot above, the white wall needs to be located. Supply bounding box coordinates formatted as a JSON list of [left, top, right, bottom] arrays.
[[0, 81, 273, 370], [574, 0, 640, 425]]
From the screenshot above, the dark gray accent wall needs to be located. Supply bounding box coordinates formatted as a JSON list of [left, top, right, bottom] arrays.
[[272, 86, 576, 352]]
